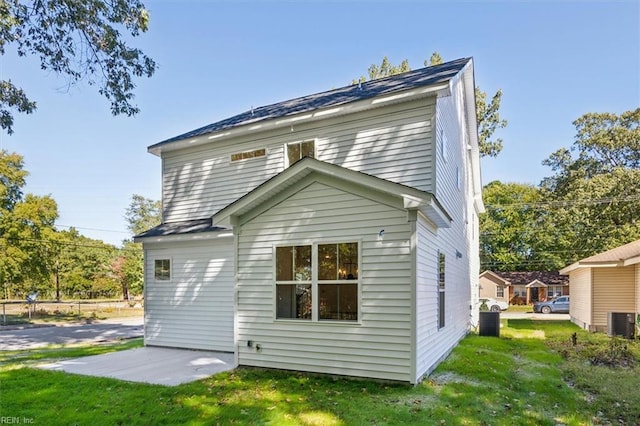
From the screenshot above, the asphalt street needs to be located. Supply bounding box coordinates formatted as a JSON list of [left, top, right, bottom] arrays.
[[0, 317, 144, 350]]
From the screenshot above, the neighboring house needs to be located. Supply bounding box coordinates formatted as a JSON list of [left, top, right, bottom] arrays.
[[479, 270, 569, 305], [560, 239, 640, 332], [134, 58, 483, 384]]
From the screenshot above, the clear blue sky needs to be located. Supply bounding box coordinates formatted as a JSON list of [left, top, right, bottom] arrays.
[[1, 0, 638, 246]]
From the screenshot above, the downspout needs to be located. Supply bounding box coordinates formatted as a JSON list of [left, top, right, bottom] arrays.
[[408, 210, 418, 384], [142, 247, 148, 346], [232, 220, 240, 368]]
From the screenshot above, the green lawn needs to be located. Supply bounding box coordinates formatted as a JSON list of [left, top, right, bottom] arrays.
[[1, 321, 638, 425]]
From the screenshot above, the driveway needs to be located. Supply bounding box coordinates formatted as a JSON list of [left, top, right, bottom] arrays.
[[0, 317, 144, 350]]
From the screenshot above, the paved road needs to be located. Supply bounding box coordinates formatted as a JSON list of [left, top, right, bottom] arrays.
[[0, 317, 144, 350]]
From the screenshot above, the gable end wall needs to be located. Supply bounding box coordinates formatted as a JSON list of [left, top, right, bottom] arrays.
[[236, 181, 414, 382], [161, 98, 436, 222]]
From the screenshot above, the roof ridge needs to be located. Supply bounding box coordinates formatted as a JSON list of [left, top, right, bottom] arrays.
[[150, 57, 472, 149]]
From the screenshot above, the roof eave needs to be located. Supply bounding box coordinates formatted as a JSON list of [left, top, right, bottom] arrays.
[[560, 260, 624, 274], [134, 230, 233, 244]]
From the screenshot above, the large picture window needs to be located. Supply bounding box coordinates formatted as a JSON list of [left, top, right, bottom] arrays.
[[275, 242, 359, 322]]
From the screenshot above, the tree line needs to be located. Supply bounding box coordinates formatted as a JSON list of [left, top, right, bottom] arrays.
[[481, 108, 640, 271], [0, 152, 160, 300]]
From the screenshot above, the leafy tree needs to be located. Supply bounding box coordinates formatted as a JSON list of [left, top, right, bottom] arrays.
[[355, 52, 507, 158], [55, 229, 120, 299], [540, 108, 640, 265], [1, 0, 156, 134], [0, 150, 59, 298], [112, 240, 144, 300], [125, 194, 161, 236], [480, 181, 562, 271], [117, 194, 161, 299]]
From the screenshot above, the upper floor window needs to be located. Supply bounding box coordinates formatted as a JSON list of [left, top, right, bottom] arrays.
[[154, 259, 171, 281], [286, 140, 315, 166], [275, 241, 359, 322], [231, 148, 266, 162]]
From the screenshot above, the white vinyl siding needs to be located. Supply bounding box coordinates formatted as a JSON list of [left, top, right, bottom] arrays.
[[161, 98, 436, 222], [412, 76, 476, 383], [592, 266, 636, 329], [144, 239, 235, 352], [236, 181, 413, 382], [568, 268, 592, 329]]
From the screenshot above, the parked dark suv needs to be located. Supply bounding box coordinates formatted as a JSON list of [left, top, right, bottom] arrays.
[[533, 296, 570, 314]]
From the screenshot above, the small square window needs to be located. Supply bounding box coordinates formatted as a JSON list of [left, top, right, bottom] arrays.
[[154, 259, 171, 281]]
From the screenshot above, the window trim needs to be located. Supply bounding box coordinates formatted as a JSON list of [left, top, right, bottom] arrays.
[[284, 139, 316, 167], [274, 239, 361, 323], [153, 258, 172, 282]]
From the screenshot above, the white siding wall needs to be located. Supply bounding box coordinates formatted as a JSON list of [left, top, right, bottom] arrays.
[[144, 238, 235, 351], [414, 77, 474, 382], [162, 98, 436, 222], [569, 268, 592, 330], [236, 181, 414, 382], [592, 266, 636, 330]]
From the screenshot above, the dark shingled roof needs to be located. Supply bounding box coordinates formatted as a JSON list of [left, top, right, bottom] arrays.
[[492, 271, 569, 286], [134, 218, 227, 239], [149, 57, 471, 149]]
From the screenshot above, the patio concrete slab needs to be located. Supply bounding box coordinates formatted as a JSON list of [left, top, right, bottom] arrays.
[[38, 347, 235, 386]]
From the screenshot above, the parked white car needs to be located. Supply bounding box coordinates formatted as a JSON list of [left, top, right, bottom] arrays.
[[479, 298, 509, 312]]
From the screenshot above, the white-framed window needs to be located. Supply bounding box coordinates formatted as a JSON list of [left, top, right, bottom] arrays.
[[154, 259, 171, 281], [285, 139, 315, 166], [496, 286, 504, 298], [275, 241, 359, 322], [438, 251, 445, 329]]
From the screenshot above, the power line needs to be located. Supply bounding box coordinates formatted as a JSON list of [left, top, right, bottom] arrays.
[[55, 224, 131, 235], [0, 236, 140, 253], [485, 194, 640, 209]]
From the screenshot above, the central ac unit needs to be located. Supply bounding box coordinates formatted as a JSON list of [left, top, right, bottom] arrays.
[[607, 312, 636, 339]]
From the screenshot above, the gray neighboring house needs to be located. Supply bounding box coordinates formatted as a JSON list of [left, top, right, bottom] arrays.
[[135, 58, 484, 384]]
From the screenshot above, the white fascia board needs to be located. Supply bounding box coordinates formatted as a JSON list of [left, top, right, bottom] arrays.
[[560, 261, 623, 274], [148, 84, 449, 157], [461, 59, 484, 213], [623, 255, 640, 266]]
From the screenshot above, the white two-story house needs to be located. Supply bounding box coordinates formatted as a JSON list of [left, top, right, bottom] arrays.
[[135, 57, 484, 384]]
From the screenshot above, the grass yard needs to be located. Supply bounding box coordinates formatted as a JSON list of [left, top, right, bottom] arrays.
[[1, 321, 638, 425]]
